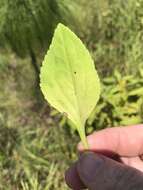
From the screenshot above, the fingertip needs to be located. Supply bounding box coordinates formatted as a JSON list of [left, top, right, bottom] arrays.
[[77, 152, 100, 173], [65, 162, 86, 190], [77, 142, 84, 151], [78, 128, 121, 153], [78, 131, 102, 151], [77, 152, 103, 186], [77, 133, 98, 151]]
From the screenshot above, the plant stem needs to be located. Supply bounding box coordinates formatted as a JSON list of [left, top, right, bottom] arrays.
[[78, 128, 89, 149]]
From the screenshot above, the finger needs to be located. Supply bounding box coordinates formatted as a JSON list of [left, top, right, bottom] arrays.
[[78, 125, 143, 156], [77, 152, 143, 190], [65, 162, 86, 190], [121, 157, 143, 172]]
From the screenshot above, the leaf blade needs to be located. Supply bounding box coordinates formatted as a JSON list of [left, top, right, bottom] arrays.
[[40, 23, 100, 147]]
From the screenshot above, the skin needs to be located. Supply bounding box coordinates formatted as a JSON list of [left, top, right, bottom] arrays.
[[78, 125, 143, 172]]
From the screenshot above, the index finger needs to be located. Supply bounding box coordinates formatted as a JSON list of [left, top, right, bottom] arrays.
[[78, 125, 143, 157]]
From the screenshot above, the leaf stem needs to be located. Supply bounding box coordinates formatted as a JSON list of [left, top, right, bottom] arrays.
[[78, 128, 89, 149]]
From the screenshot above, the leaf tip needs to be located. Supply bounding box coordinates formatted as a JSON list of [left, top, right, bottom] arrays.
[[56, 23, 67, 31]]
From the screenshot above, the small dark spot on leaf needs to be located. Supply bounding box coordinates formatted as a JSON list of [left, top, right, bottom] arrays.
[[74, 71, 77, 74], [63, 112, 68, 117]]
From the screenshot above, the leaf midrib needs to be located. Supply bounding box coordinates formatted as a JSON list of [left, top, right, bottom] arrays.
[[60, 29, 83, 126]]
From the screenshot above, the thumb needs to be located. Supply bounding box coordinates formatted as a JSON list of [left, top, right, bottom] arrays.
[[77, 152, 143, 190]]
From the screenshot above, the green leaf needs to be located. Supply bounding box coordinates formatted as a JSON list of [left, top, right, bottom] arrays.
[[40, 23, 100, 148]]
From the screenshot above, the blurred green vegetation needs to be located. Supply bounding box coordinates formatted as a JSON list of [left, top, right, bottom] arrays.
[[0, 0, 143, 189]]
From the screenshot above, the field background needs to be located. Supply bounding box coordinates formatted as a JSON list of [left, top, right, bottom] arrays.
[[0, 0, 143, 189]]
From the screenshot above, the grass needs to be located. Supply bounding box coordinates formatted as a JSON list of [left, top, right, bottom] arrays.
[[0, 52, 78, 189]]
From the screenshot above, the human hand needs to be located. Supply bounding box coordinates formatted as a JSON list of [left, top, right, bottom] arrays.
[[78, 125, 143, 172], [65, 125, 143, 190]]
